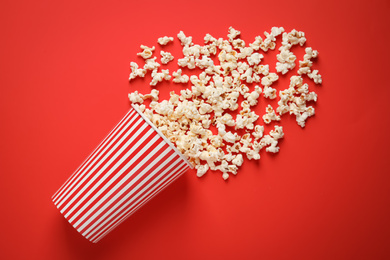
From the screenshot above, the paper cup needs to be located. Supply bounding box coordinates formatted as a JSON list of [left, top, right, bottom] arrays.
[[52, 104, 192, 243]]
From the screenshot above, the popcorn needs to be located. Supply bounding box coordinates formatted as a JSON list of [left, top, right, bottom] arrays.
[[261, 73, 279, 87], [196, 164, 209, 177], [308, 69, 322, 84], [127, 26, 322, 180], [129, 62, 147, 80], [172, 69, 190, 83], [232, 154, 243, 167], [247, 53, 264, 66], [177, 31, 193, 46], [260, 27, 284, 51], [250, 36, 263, 51], [160, 51, 174, 64], [137, 45, 155, 59], [223, 131, 238, 143], [263, 86, 277, 99], [263, 105, 281, 124], [227, 26, 241, 42], [128, 91, 144, 104], [144, 57, 161, 71], [157, 36, 174, 45], [150, 69, 171, 86], [178, 56, 196, 69]]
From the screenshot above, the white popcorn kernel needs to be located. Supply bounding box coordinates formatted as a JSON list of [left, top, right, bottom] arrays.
[[232, 39, 245, 49], [237, 47, 254, 59], [177, 31, 193, 46], [263, 105, 281, 124], [287, 29, 306, 46], [308, 69, 322, 84], [252, 125, 264, 140], [304, 47, 319, 60], [204, 33, 217, 44], [228, 26, 241, 42], [253, 64, 269, 76], [137, 45, 155, 59], [160, 50, 174, 64], [128, 91, 144, 104], [228, 165, 238, 175], [260, 27, 284, 52], [142, 89, 159, 101], [196, 55, 214, 69], [199, 103, 212, 114], [245, 86, 262, 106], [172, 69, 189, 83], [144, 57, 161, 71], [250, 36, 263, 51], [178, 56, 196, 69], [157, 36, 174, 45], [247, 53, 264, 66], [270, 125, 284, 140], [261, 73, 279, 87], [263, 86, 277, 99], [129, 62, 147, 80], [150, 69, 171, 86], [222, 172, 229, 180], [222, 131, 237, 143], [136, 104, 146, 112], [196, 164, 209, 177], [232, 154, 243, 167]]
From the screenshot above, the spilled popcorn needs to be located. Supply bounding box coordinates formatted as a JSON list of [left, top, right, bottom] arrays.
[[128, 26, 322, 180]]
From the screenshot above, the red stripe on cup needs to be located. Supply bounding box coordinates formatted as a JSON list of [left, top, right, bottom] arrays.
[[52, 105, 193, 242]]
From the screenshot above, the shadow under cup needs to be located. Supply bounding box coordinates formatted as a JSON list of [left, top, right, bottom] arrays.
[[52, 104, 192, 243]]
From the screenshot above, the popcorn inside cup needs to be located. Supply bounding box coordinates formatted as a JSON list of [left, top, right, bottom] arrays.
[[128, 26, 322, 180]]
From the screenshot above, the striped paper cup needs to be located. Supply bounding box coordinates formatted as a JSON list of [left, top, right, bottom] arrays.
[[52, 104, 192, 243]]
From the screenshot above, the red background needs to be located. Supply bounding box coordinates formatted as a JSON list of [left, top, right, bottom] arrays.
[[1, 0, 390, 259]]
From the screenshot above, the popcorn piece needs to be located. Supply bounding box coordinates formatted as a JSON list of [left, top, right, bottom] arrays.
[[137, 45, 155, 59], [252, 125, 264, 140], [223, 131, 238, 143], [261, 73, 279, 87], [263, 86, 277, 99], [247, 52, 264, 66], [128, 91, 144, 104], [263, 105, 281, 124], [177, 31, 193, 46], [228, 26, 241, 42], [178, 56, 196, 69], [150, 69, 171, 86], [260, 27, 284, 51], [232, 154, 243, 167], [143, 89, 159, 101], [308, 69, 322, 84], [250, 36, 263, 51], [160, 51, 174, 64], [196, 164, 209, 177], [276, 48, 296, 74], [158, 36, 174, 45], [172, 69, 189, 83], [129, 62, 147, 80], [144, 57, 161, 71]]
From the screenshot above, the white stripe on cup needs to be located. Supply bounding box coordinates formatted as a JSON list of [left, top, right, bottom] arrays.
[[55, 114, 141, 208], [75, 148, 176, 232], [62, 126, 155, 217], [52, 110, 136, 202], [90, 163, 188, 242], [71, 138, 167, 226], [85, 158, 186, 240]]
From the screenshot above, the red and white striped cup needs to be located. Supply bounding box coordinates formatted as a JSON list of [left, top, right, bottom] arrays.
[[52, 104, 192, 243]]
